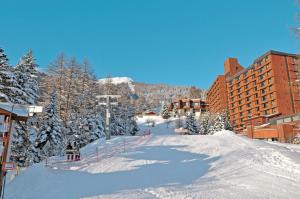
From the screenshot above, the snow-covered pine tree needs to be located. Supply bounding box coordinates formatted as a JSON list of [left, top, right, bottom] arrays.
[[35, 89, 63, 157], [161, 103, 171, 119], [77, 111, 105, 147], [207, 113, 225, 134], [128, 118, 139, 135], [221, 111, 233, 131], [14, 49, 39, 104], [10, 50, 41, 166], [0, 48, 25, 103], [10, 121, 41, 166], [173, 106, 178, 117], [185, 112, 198, 134], [126, 105, 139, 135]]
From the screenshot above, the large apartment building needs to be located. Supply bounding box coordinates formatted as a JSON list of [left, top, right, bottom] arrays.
[[207, 50, 300, 133], [207, 75, 228, 114]]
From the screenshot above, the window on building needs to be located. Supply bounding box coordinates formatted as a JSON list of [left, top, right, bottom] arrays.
[[252, 74, 256, 79], [264, 110, 269, 115], [238, 94, 241, 98], [256, 107, 260, 111], [238, 100, 242, 105], [261, 81, 266, 87], [237, 88, 241, 93], [247, 103, 251, 108], [261, 89, 266, 94], [255, 100, 259, 105], [262, 96, 267, 101], [262, 103, 267, 108], [239, 106, 242, 110], [255, 93, 258, 98], [268, 78, 272, 84], [270, 93, 273, 99], [259, 74, 264, 80], [253, 80, 257, 85], [269, 85, 273, 91], [240, 112, 243, 116], [271, 100, 276, 107], [272, 108, 277, 113]]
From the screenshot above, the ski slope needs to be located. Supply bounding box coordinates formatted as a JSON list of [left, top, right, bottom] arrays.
[[6, 117, 300, 199]]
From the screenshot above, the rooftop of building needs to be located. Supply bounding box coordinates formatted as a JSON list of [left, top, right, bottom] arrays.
[[226, 50, 299, 82]]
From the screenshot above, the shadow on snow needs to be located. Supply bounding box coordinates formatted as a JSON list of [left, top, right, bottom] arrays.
[[7, 145, 219, 199]]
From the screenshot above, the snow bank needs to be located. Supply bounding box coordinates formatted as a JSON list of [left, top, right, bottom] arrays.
[[6, 117, 300, 199], [213, 130, 236, 136]]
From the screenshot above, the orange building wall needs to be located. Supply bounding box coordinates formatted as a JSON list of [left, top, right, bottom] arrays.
[[224, 58, 244, 79], [226, 51, 300, 132], [207, 75, 228, 113]]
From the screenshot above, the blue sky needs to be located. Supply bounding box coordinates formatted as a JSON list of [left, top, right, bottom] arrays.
[[1, 0, 299, 89]]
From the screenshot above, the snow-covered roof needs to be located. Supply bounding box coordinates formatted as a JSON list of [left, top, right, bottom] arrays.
[[0, 103, 29, 117]]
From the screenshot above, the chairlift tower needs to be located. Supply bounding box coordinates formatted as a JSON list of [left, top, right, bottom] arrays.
[[96, 95, 121, 140]]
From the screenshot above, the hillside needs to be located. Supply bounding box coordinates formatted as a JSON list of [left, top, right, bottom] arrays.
[[98, 77, 207, 112], [6, 117, 300, 199]]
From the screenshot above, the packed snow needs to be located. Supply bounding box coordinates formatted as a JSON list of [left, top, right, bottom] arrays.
[[98, 77, 135, 92], [6, 116, 300, 199]]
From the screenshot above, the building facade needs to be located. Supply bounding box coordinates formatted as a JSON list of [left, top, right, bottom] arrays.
[[169, 98, 208, 117], [227, 51, 300, 131], [207, 50, 300, 134], [207, 75, 228, 114]]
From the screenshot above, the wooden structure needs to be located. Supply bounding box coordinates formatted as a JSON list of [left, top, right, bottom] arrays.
[[0, 103, 29, 199], [65, 142, 80, 161]]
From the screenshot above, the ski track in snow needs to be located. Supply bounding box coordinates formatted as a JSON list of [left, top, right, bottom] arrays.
[[6, 116, 300, 199]]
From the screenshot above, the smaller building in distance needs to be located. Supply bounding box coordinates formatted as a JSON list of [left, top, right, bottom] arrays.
[[207, 75, 228, 114], [169, 98, 208, 117]]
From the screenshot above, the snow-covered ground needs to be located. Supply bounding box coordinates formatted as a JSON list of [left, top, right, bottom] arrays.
[[6, 116, 300, 199]]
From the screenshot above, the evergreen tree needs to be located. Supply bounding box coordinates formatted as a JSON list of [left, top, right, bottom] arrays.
[[0, 48, 25, 103], [11, 50, 41, 166], [185, 113, 198, 134], [14, 50, 39, 104], [10, 121, 41, 166], [221, 111, 233, 131], [198, 112, 213, 135], [77, 111, 105, 147], [161, 103, 171, 119], [207, 113, 225, 134], [128, 118, 139, 135], [173, 106, 178, 117], [35, 90, 63, 157]]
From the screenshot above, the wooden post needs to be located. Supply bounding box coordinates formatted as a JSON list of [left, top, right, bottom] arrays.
[[0, 113, 13, 199]]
